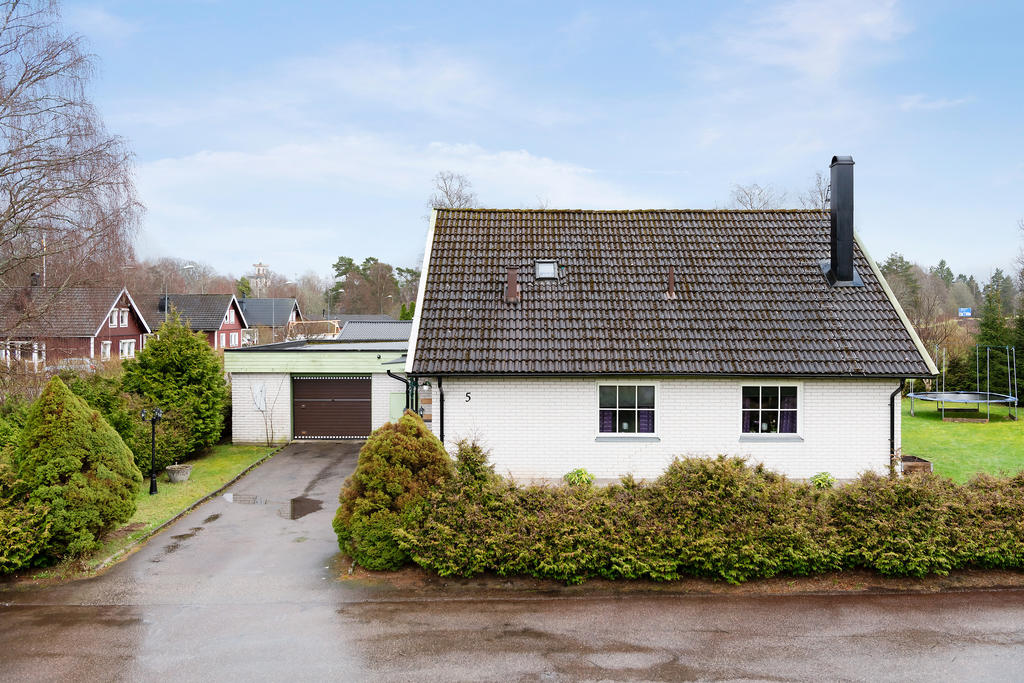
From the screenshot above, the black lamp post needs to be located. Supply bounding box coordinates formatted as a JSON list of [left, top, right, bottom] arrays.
[[140, 407, 163, 495]]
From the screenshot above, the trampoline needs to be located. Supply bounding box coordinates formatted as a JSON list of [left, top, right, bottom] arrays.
[[908, 345, 1018, 421]]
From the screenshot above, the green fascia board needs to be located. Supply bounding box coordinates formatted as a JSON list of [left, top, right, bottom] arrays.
[[224, 350, 402, 374]]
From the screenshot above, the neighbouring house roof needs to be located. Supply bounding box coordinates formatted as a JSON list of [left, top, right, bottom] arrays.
[[137, 293, 246, 332], [409, 208, 935, 377], [237, 298, 300, 327], [332, 314, 396, 325], [337, 320, 413, 342], [0, 286, 149, 337]]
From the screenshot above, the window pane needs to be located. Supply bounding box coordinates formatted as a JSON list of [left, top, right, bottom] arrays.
[[762, 411, 780, 433], [780, 386, 797, 409], [599, 386, 617, 408], [637, 410, 655, 433], [618, 386, 636, 408], [637, 386, 655, 409], [618, 410, 636, 433], [742, 386, 760, 409], [762, 386, 779, 409], [780, 410, 797, 433], [742, 410, 759, 433], [599, 410, 616, 433]]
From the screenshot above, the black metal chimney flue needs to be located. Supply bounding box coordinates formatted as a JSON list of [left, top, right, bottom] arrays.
[[829, 155, 855, 283]]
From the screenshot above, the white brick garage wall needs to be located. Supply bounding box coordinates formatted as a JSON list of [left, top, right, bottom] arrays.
[[230, 373, 292, 444], [437, 377, 901, 481]]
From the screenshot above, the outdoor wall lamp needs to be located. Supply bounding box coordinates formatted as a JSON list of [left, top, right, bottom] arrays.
[[140, 407, 164, 495]]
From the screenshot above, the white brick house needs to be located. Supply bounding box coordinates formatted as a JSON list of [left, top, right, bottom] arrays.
[[407, 157, 936, 481]]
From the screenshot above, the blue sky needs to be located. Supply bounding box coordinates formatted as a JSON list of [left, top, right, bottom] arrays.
[[64, 0, 1024, 281]]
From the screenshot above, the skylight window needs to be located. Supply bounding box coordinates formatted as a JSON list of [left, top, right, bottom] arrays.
[[535, 260, 558, 279]]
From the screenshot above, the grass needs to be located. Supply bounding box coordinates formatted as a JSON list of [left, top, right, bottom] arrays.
[[902, 397, 1024, 482], [81, 442, 277, 570]]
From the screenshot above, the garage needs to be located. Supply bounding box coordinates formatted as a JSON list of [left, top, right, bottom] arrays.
[[292, 375, 371, 439]]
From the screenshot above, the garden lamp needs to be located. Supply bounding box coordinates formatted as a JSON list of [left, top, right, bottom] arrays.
[[140, 407, 164, 495]]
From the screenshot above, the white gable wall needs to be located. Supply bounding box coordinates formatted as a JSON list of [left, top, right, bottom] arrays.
[[436, 376, 900, 481]]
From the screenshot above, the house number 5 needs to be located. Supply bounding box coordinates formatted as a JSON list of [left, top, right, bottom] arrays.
[[465, 392, 472, 402]]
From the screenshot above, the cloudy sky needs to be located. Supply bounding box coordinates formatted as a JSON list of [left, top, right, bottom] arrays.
[[65, 0, 1024, 281]]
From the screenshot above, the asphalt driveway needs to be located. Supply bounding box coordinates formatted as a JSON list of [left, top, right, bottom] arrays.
[[4, 441, 1024, 681]]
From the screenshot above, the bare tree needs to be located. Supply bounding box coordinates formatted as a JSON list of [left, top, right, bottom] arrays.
[[0, 0, 141, 334], [799, 171, 830, 210], [729, 183, 788, 210], [429, 171, 478, 209]]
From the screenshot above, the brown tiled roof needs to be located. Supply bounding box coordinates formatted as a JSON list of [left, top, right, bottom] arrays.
[[0, 287, 130, 337], [410, 209, 934, 377], [136, 294, 241, 332]]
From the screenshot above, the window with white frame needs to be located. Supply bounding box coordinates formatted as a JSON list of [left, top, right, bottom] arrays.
[[229, 332, 239, 347], [741, 385, 798, 434], [119, 339, 135, 358], [119, 308, 129, 327], [219, 332, 226, 347], [599, 384, 655, 434], [110, 310, 119, 327], [101, 341, 112, 360]]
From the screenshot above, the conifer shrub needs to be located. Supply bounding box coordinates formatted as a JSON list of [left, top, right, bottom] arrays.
[[63, 371, 191, 475], [9, 377, 142, 561], [827, 471, 971, 576], [333, 410, 452, 570], [122, 311, 229, 456]]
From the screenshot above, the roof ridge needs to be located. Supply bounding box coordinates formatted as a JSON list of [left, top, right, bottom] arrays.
[[435, 208, 828, 214]]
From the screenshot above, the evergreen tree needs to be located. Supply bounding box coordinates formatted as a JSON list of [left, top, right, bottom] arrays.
[[122, 312, 229, 455], [930, 259, 954, 287], [978, 287, 1011, 348], [10, 378, 141, 561]]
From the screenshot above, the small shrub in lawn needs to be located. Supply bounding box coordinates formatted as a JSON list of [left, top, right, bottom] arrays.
[[333, 410, 452, 570], [809, 472, 836, 489], [9, 377, 142, 562], [563, 467, 595, 488]]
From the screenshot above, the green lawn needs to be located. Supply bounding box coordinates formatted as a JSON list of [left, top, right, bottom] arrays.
[[902, 398, 1024, 482], [84, 443, 277, 569]]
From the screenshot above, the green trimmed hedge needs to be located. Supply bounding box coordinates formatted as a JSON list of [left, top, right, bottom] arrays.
[[335, 438, 1024, 584]]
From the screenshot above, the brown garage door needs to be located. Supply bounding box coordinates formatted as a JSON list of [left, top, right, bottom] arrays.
[[292, 376, 371, 439]]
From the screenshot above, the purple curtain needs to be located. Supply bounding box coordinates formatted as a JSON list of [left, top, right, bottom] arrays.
[[780, 411, 797, 433], [742, 411, 758, 433], [637, 410, 655, 433], [599, 410, 615, 433]]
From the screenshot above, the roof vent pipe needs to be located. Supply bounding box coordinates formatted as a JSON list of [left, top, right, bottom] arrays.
[[829, 155, 855, 282], [505, 267, 520, 303], [665, 265, 677, 300]]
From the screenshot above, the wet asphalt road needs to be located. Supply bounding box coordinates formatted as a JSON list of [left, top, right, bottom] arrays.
[[3, 442, 1024, 681]]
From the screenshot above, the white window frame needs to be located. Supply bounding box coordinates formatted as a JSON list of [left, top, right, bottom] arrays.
[[110, 310, 119, 328], [739, 382, 802, 439], [100, 341, 112, 360], [119, 308, 129, 327], [119, 339, 135, 358], [229, 332, 239, 347], [596, 382, 658, 438], [220, 332, 226, 348]]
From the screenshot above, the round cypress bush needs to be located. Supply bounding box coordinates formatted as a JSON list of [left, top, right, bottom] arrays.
[[10, 377, 142, 561], [333, 410, 452, 570]]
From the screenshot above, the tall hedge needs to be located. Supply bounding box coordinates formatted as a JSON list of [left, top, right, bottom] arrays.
[[333, 410, 452, 570], [122, 311, 229, 456], [9, 377, 142, 561]]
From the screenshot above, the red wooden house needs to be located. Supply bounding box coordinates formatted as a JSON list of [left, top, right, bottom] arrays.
[[0, 286, 151, 369], [137, 294, 249, 350]]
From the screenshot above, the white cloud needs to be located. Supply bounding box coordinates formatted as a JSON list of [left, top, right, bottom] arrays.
[[66, 5, 140, 44], [723, 0, 909, 81], [899, 94, 970, 112], [135, 135, 667, 275]]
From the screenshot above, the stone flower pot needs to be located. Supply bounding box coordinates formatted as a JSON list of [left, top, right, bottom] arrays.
[[165, 464, 193, 483]]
